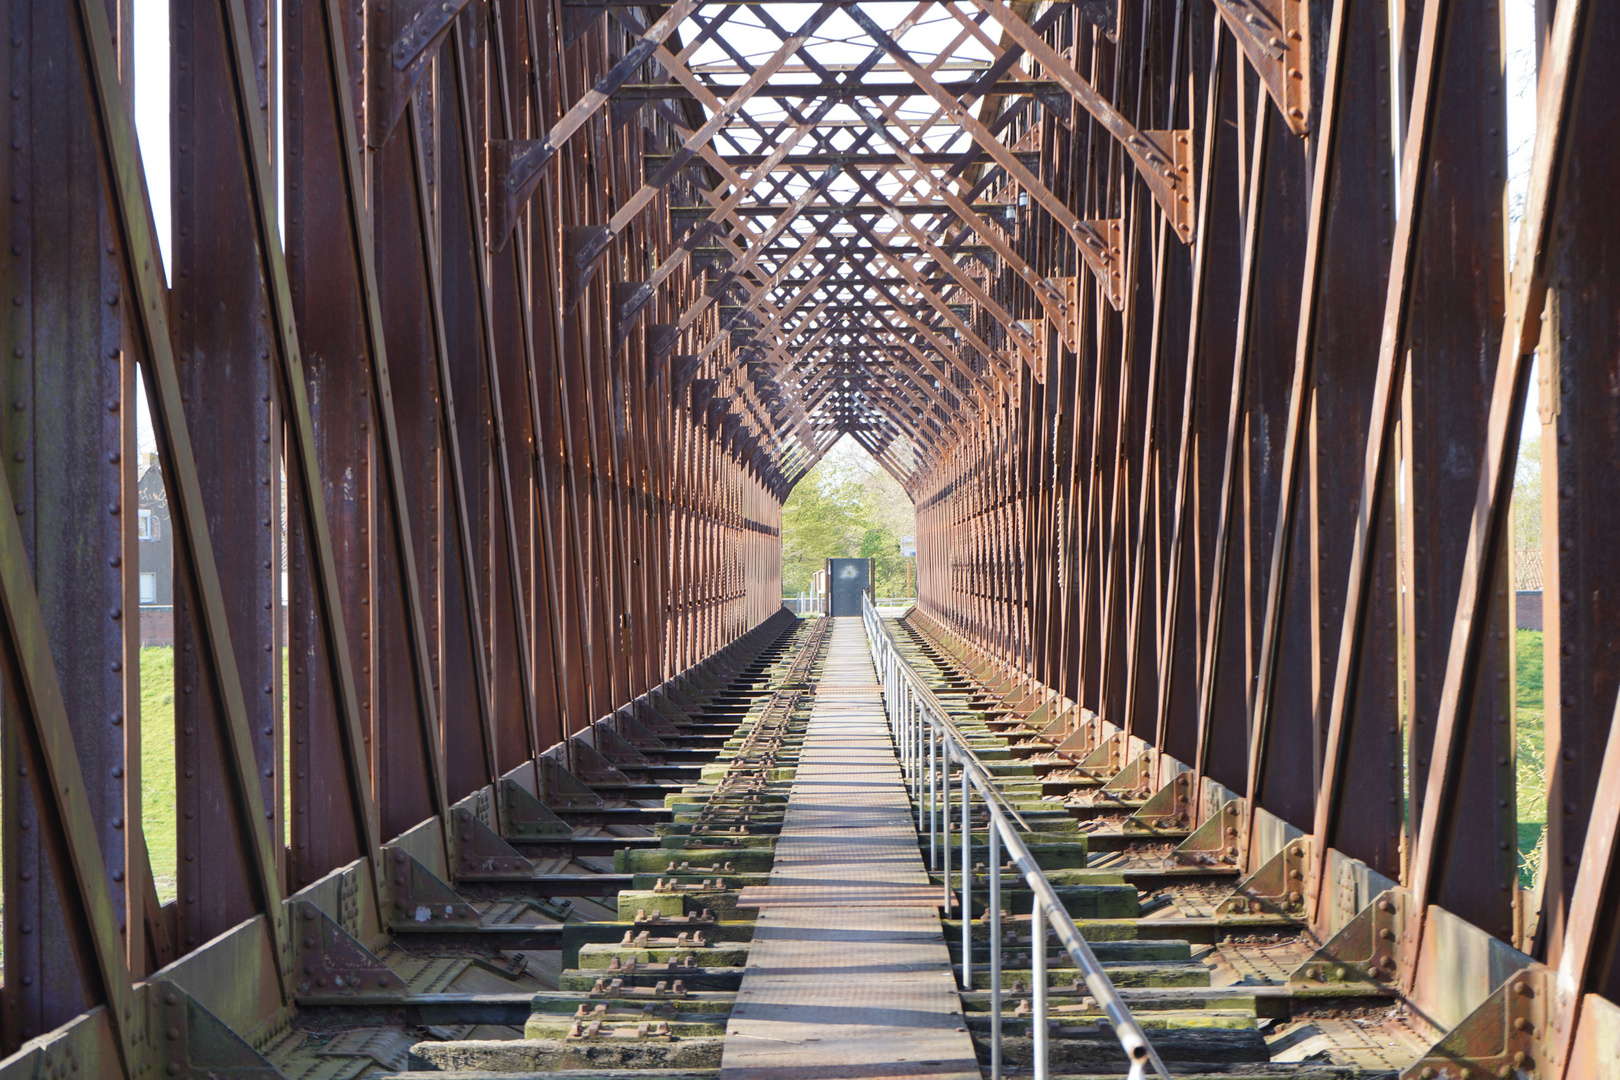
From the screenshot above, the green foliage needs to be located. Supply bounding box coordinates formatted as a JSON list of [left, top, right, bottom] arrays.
[[140, 646, 178, 902], [1510, 436, 1545, 884], [1515, 629, 1545, 887], [1513, 435, 1542, 556], [780, 467, 866, 594], [138, 645, 290, 903], [858, 525, 909, 598], [1516, 628, 1544, 714], [781, 439, 916, 598]]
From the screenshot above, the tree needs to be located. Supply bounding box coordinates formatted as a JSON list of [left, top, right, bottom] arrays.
[[858, 524, 909, 597], [1513, 433, 1541, 588], [780, 463, 865, 594], [779, 437, 917, 597]]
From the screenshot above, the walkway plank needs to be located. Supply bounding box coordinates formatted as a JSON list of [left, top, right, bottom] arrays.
[[721, 619, 979, 1080]]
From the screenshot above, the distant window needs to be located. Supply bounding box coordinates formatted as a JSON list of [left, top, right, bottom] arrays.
[[137, 509, 158, 540], [139, 572, 157, 605]]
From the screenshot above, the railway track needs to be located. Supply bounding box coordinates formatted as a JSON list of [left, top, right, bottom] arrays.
[[242, 611, 1421, 1078]]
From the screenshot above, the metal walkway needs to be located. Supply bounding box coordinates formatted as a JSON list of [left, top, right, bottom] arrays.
[[722, 619, 979, 1080]]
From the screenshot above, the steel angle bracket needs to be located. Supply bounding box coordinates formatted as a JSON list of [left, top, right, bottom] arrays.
[[451, 806, 538, 879], [671, 355, 704, 396], [705, 399, 729, 437], [561, 0, 606, 47], [1036, 704, 1076, 740], [1399, 966, 1553, 1080], [647, 324, 680, 388], [561, 225, 613, 309], [568, 738, 635, 786], [690, 246, 732, 273], [1087, 219, 1126, 309], [138, 980, 281, 1078], [368, 0, 475, 148], [539, 754, 605, 809], [1014, 319, 1047, 384], [1212, 0, 1312, 135], [289, 901, 408, 1000], [487, 140, 552, 251], [1075, 219, 1125, 311], [382, 846, 483, 927], [1062, 727, 1119, 769], [589, 722, 657, 773], [689, 377, 719, 413], [633, 698, 682, 738], [1137, 130, 1197, 243], [1101, 751, 1156, 797], [613, 280, 656, 349], [1168, 798, 1246, 869], [1288, 888, 1409, 992], [1126, 770, 1195, 831], [1217, 837, 1311, 920], [1048, 276, 1081, 356], [500, 777, 574, 839], [610, 90, 647, 129], [1076, 0, 1120, 41], [1030, 79, 1077, 117], [611, 709, 671, 753]]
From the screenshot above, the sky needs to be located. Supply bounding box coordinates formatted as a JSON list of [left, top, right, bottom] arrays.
[[1504, 0, 1541, 446], [132, 0, 168, 458], [129, 0, 1544, 455]]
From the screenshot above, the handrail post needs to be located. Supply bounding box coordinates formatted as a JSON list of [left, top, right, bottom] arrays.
[[960, 757, 971, 989], [1033, 899, 1048, 1080], [915, 705, 922, 805], [913, 700, 923, 808], [900, 680, 913, 773], [942, 743, 952, 909], [933, 709, 946, 880], [859, 601, 1169, 1080], [990, 822, 1002, 1080], [906, 658, 916, 795], [902, 651, 913, 802], [928, 725, 937, 868], [904, 696, 913, 788], [897, 666, 906, 732]]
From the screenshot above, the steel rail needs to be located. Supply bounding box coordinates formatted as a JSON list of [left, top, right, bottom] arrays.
[[861, 593, 1169, 1080]]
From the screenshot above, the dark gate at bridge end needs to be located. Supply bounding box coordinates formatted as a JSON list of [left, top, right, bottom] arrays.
[[827, 558, 873, 617]]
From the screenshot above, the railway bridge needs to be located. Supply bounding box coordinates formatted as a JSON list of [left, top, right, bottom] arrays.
[[0, 0, 1616, 1076]]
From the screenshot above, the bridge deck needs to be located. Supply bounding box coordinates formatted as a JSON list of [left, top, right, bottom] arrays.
[[721, 619, 979, 1080]]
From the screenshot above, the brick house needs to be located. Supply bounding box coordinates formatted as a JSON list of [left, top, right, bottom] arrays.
[[137, 456, 174, 646]]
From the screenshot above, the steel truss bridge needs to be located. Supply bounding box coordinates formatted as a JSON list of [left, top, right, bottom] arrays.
[[0, 0, 1615, 1076]]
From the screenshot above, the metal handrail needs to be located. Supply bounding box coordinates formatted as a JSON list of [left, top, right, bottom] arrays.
[[862, 592, 1170, 1080]]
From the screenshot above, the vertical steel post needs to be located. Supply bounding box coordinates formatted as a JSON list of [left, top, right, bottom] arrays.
[[942, 743, 952, 910], [990, 822, 1002, 1080], [961, 760, 971, 988], [1033, 898, 1048, 1080], [911, 697, 920, 806], [928, 725, 937, 867], [913, 700, 921, 808]]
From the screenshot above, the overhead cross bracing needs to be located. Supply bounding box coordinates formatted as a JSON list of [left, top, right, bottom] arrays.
[[523, 0, 1194, 495]]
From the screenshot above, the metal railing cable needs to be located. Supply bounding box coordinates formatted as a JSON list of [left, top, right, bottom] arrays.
[[861, 593, 1171, 1080]]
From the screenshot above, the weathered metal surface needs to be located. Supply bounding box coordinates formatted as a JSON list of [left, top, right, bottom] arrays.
[[3, 0, 1620, 1075], [170, 0, 286, 961], [2, 0, 134, 1047]]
